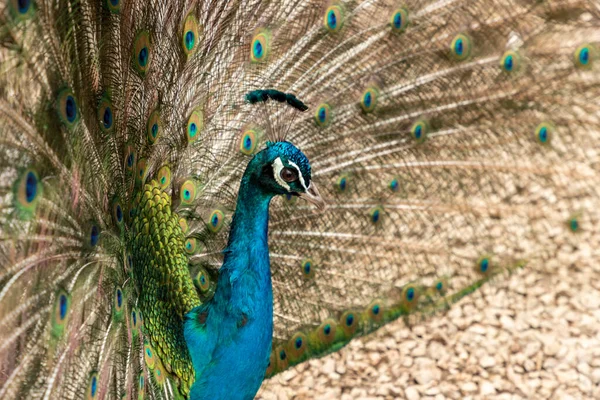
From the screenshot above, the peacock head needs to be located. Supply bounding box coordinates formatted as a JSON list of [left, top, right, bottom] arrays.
[[248, 141, 325, 209]]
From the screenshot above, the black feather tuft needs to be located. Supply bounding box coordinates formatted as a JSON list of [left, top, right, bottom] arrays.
[[245, 89, 308, 112]]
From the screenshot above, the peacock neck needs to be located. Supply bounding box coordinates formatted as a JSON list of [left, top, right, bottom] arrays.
[[215, 175, 274, 314], [185, 158, 276, 400]]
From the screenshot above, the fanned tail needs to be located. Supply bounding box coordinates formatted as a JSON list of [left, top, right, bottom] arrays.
[[0, 0, 599, 398], [261, 0, 600, 375]]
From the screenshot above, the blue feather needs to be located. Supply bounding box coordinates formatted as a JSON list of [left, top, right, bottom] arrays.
[[185, 144, 309, 399]]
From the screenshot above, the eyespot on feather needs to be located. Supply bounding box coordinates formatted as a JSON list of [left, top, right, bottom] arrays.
[[410, 119, 429, 143], [207, 209, 225, 233], [124, 145, 136, 174], [106, 0, 120, 13], [138, 373, 145, 399], [186, 109, 203, 143], [157, 165, 171, 190], [9, 0, 34, 20], [250, 30, 270, 62], [568, 213, 581, 232], [433, 277, 448, 295], [240, 129, 258, 155], [51, 289, 70, 338], [86, 372, 99, 399], [369, 206, 383, 224], [366, 299, 384, 323], [132, 31, 151, 75], [574, 44, 596, 69], [13, 169, 42, 219], [275, 345, 289, 371], [131, 307, 141, 335], [388, 176, 399, 192], [401, 284, 419, 310], [360, 86, 379, 113], [194, 267, 211, 293], [136, 158, 148, 186], [88, 223, 101, 248], [111, 196, 124, 227], [147, 110, 162, 144], [57, 88, 79, 127], [153, 362, 166, 385], [98, 97, 114, 134], [179, 180, 197, 205], [450, 33, 472, 61], [314, 103, 332, 127], [316, 318, 337, 344], [324, 4, 344, 32], [390, 8, 409, 34], [182, 13, 200, 56], [500, 50, 521, 73], [113, 286, 124, 320], [144, 340, 156, 369], [340, 311, 358, 336], [184, 237, 198, 254], [336, 174, 349, 192], [126, 253, 133, 271], [287, 332, 308, 360], [301, 258, 315, 279], [535, 122, 554, 145], [476, 255, 493, 275]]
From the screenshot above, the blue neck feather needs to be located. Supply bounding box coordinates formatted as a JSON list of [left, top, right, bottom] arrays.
[[185, 155, 275, 400], [219, 177, 273, 300]]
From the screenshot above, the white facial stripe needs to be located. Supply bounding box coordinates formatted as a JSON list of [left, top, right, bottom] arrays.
[[272, 157, 291, 191], [288, 160, 307, 190]]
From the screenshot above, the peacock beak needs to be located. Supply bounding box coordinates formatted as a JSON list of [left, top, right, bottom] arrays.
[[299, 182, 326, 210]]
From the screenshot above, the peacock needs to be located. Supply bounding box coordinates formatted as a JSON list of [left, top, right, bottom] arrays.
[[0, 0, 599, 398]]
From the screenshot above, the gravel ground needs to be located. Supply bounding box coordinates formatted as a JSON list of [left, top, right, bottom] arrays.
[[258, 242, 600, 399]]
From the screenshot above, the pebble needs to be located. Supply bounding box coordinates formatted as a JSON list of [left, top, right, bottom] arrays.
[[592, 369, 600, 384], [412, 361, 441, 385], [460, 382, 478, 393], [321, 359, 335, 375], [480, 381, 496, 396], [404, 386, 420, 400], [480, 355, 496, 368]]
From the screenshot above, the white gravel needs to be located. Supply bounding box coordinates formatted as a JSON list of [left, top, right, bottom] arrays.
[[258, 242, 600, 399]]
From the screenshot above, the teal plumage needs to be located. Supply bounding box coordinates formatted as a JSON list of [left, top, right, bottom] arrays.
[[0, 0, 599, 399], [185, 142, 315, 399]]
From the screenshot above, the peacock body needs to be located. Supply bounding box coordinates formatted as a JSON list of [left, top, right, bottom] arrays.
[[0, 0, 598, 399]]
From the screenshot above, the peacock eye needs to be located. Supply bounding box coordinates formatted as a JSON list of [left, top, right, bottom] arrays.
[[280, 167, 298, 183]]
